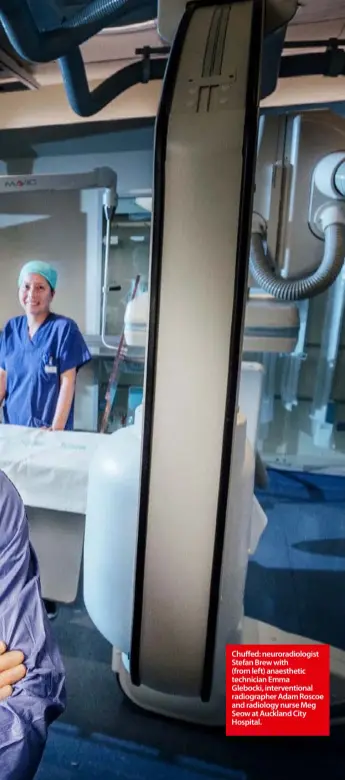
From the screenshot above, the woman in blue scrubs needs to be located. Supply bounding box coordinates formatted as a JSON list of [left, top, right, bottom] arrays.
[[0, 260, 92, 619], [0, 260, 91, 431]]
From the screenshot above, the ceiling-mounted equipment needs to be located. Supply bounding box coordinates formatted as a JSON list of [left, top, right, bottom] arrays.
[[0, 28, 39, 91]]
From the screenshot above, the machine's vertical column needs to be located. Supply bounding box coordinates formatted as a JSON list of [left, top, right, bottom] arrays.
[[130, 0, 264, 699]]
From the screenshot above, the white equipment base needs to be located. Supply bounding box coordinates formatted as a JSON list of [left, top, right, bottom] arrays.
[[113, 618, 345, 726], [83, 363, 267, 723]]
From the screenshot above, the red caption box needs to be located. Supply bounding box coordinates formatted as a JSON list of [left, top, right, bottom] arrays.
[[226, 644, 330, 737]]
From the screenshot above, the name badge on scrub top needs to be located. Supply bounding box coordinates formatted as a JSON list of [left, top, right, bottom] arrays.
[[44, 356, 58, 375]]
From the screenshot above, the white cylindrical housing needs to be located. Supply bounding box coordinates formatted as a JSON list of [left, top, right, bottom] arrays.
[[83, 407, 258, 700], [334, 161, 345, 198], [313, 152, 345, 199], [83, 417, 142, 653]]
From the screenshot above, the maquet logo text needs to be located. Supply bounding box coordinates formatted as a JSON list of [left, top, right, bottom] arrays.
[[4, 178, 37, 188]]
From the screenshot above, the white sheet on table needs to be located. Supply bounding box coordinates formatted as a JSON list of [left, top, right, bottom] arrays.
[[0, 425, 104, 514]]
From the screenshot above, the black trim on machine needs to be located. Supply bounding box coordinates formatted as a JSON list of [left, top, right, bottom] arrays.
[[201, 0, 265, 703], [129, 3, 196, 688]]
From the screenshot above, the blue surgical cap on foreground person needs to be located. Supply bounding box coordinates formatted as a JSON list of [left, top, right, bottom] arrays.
[[0, 470, 66, 779]]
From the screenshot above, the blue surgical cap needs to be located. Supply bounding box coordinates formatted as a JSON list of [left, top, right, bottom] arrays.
[[18, 261, 58, 291]]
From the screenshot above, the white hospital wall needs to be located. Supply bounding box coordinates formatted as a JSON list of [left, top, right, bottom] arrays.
[[0, 189, 87, 326], [0, 125, 154, 328], [0, 124, 154, 430]]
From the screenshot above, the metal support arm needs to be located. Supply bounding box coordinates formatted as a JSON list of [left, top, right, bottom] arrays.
[[0, 167, 118, 208]]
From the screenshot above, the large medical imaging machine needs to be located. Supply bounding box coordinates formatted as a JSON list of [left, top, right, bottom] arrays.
[[1, 0, 345, 727]]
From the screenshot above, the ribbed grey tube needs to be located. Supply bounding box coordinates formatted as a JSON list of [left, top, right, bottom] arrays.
[[250, 225, 345, 300], [62, 0, 156, 29]]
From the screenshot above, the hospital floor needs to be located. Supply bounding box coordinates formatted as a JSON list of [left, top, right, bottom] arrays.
[[36, 469, 345, 780]]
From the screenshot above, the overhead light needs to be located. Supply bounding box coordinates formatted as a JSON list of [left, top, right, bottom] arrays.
[[99, 21, 157, 35], [135, 197, 152, 212]]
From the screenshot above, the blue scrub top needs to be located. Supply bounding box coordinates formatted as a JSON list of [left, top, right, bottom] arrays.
[[0, 313, 91, 429], [0, 470, 66, 779]]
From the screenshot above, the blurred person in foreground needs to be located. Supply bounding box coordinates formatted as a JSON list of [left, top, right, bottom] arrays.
[[0, 469, 66, 779]]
